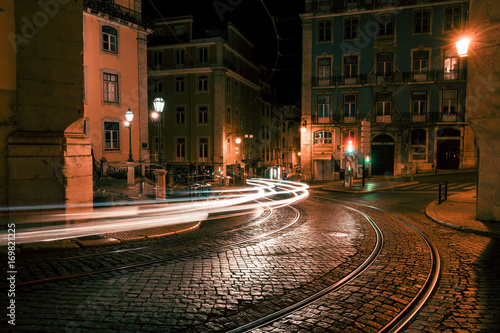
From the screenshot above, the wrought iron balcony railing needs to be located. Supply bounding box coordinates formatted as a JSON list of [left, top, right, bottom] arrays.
[[311, 69, 467, 88], [83, 0, 144, 26]]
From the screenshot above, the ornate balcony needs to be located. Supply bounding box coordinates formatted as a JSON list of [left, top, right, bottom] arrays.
[[83, 0, 145, 26]]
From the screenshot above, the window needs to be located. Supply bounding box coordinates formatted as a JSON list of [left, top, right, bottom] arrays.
[[412, 91, 427, 116], [318, 58, 331, 85], [344, 55, 358, 78], [442, 90, 457, 115], [199, 138, 208, 159], [153, 28, 163, 43], [226, 78, 231, 93], [376, 92, 392, 116], [317, 95, 330, 118], [343, 131, 356, 147], [444, 7, 461, 31], [444, 49, 459, 79], [235, 82, 239, 97], [226, 108, 231, 125], [198, 47, 208, 66], [198, 75, 208, 91], [175, 49, 185, 67], [153, 51, 163, 69], [346, 0, 357, 7], [176, 106, 185, 124], [102, 26, 117, 53], [411, 129, 427, 160], [104, 122, 119, 150], [198, 105, 208, 124], [314, 131, 333, 145], [413, 51, 429, 76], [377, 14, 394, 36], [318, 20, 332, 42], [175, 77, 185, 93], [103, 73, 118, 103], [174, 25, 185, 36], [235, 109, 239, 127], [176, 138, 186, 159], [344, 94, 357, 117], [153, 78, 162, 94], [344, 18, 359, 40], [377, 53, 393, 77], [414, 10, 430, 33]]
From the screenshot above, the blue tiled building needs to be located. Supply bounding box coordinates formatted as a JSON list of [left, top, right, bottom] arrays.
[[300, 0, 476, 180]]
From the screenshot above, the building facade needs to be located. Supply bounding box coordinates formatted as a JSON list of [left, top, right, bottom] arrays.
[[301, 0, 476, 181], [1, 0, 92, 210], [147, 17, 298, 183], [83, 0, 151, 167]]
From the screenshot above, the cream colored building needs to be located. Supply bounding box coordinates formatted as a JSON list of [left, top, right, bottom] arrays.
[[83, 0, 151, 166], [148, 17, 270, 182]]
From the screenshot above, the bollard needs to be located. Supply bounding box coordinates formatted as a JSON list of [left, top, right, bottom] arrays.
[[444, 180, 448, 202], [438, 182, 442, 204]]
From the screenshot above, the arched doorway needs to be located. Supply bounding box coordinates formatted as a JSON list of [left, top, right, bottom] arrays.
[[371, 134, 395, 175]]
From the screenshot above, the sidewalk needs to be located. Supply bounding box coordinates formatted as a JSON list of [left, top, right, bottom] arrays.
[[319, 173, 500, 239]]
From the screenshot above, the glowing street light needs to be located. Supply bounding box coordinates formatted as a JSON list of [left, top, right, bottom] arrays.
[[456, 37, 470, 57], [153, 97, 165, 165], [235, 137, 242, 144], [125, 108, 134, 162], [300, 119, 307, 134]]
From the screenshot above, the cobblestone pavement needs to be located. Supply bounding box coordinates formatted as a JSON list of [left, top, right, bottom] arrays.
[[3, 190, 499, 332]]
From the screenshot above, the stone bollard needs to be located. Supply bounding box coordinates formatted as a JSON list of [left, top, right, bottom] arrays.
[[155, 169, 167, 200], [100, 157, 108, 177], [127, 163, 135, 185]]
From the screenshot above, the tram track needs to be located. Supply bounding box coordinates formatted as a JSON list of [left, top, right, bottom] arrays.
[[217, 193, 439, 333]]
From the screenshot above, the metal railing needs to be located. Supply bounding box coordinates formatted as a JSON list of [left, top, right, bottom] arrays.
[[312, 70, 467, 88], [83, 0, 143, 26]]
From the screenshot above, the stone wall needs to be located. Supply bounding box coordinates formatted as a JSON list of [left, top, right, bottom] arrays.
[[2, 0, 93, 213], [467, 0, 500, 221]]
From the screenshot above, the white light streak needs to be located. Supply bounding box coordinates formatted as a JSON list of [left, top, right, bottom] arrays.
[[0, 179, 309, 245]]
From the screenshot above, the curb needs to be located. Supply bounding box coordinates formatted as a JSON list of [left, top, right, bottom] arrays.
[[321, 181, 419, 194], [425, 201, 500, 239], [9, 221, 203, 254]]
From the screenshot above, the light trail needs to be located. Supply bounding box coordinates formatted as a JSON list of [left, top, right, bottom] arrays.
[[0, 179, 308, 245]]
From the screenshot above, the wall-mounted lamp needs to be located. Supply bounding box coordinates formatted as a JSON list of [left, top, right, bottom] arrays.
[[300, 119, 307, 134], [456, 37, 470, 57]]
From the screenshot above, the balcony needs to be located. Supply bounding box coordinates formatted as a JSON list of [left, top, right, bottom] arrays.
[[83, 0, 145, 26], [311, 70, 467, 88]]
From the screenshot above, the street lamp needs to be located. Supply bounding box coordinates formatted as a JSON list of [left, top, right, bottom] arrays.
[[456, 37, 470, 57], [153, 97, 165, 165], [300, 119, 307, 134], [125, 108, 134, 162]]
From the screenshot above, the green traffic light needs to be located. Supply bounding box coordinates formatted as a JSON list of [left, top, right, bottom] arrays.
[[365, 156, 370, 162]]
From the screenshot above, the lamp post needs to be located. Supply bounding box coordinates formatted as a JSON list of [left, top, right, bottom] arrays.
[[125, 108, 134, 162], [153, 97, 165, 165]]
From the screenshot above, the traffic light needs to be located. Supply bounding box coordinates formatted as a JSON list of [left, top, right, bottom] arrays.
[[346, 140, 354, 154], [365, 155, 370, 163]]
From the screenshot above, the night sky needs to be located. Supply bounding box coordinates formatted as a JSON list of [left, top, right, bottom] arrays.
[[143, 0, 304, 105]]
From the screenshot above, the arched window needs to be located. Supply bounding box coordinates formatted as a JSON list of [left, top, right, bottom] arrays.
[[102, 26, 117, 53], [314, 131, 333, 145]]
